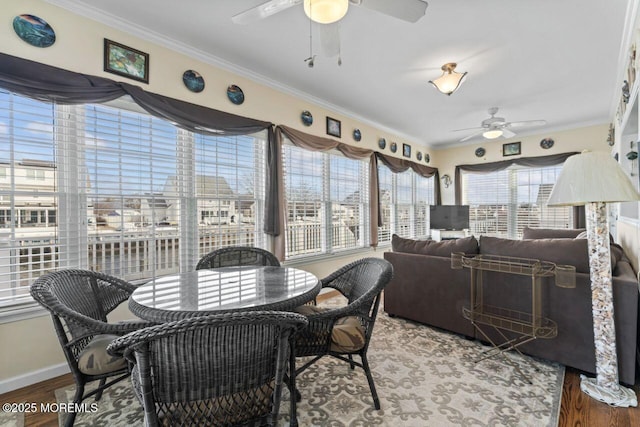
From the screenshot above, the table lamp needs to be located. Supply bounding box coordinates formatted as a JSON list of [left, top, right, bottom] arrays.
[[547, 150, 638, 407]]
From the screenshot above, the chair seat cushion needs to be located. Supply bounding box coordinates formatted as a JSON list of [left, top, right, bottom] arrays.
[[77, 334, 127, 375], [295, 305, 366, 353]]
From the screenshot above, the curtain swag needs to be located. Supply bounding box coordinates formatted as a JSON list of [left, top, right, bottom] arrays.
[[0, 53, 272, 136], [453, 151, 583, 227], [0, 52, 280, 233], [375, 152, 441, 205], [0, 53, 442, 258], [273, 125, 440, 259]]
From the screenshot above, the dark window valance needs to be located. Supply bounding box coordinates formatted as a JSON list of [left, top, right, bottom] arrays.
[[0, 52, 272, 137], [0, 52, 279, 236], [454, 152, 579, 204], [454, 151, 583, 227], [270, 125, 439, 258], [375, 152, 441, 205]]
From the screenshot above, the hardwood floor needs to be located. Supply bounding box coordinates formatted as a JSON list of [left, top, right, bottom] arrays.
[[1, 368, 639, 426], [558, 369, 640, 427]]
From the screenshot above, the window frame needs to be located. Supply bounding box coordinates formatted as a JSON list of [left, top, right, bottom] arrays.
[[282, 143, 370, 260], [377, 164, 435, 244], [461, 163, 573, 239], [0, 91, 269, 320]]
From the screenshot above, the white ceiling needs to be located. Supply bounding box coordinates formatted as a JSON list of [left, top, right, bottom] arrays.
[[47, 0, 634, 148]]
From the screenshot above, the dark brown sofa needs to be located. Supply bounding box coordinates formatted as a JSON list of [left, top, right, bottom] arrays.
[[383, 229, 639, 385]]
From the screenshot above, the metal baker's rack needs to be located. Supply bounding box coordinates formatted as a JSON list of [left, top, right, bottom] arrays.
[[451, 252, 576, 381]]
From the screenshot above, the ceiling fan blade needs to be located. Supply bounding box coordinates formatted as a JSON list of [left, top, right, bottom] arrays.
[[357, 0, 428, 22], [506, 119, 547, 128], [232, 0, 301, 25], [501, 128, 516, 138], [452, 126, 484, 132], [459, 130, 484, 142]]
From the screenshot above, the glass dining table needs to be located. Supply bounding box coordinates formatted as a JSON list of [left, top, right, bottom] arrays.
[[128, 266, 321, 322]]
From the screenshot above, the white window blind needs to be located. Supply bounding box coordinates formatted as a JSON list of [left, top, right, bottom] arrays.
[[194, 132, 266, 259], [462, 164, 572, 239], [377, 164, 435, 243], [415, 174, 434, 237], [329, 155, 368, 252], [0, 90, 267, 310], [0, 91, 57, 306], [283, 144, 369, 258]]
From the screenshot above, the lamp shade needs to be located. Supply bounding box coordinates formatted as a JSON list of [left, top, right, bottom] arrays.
[[304, 0, 348, 24], [547, 151, 640, 206], [429, 63, 467, 96]]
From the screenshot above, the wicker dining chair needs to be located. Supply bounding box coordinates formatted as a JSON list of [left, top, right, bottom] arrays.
[[108, 311, 308, 427], [30, 269, 151, 427], [195, 246, 280, 270], [293, 257, 393, 410]]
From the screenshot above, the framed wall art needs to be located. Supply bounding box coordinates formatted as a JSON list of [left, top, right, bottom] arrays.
[[403, 143, 411, 158], [326, 117, 341, 138], [104, 39, 149, 83], [502, 141, 521, 157]]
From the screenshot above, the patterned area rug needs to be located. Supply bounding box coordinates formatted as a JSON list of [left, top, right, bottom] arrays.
[[0, 411, 23, 427], [56, 302, 564, 426]]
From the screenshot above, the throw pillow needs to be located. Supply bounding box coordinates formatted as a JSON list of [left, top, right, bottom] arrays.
[[391, 234, 479, 257]]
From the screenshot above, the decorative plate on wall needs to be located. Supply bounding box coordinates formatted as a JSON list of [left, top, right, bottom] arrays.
[[182, 70, 205, 93], [353, 128, 362, 141], [13, 14, 56, 48], [475, 147, 486, 157], [540, 138, 555, 149], [390, 142, 397, 153], [424, 153, 430, 163], [416, 151, 423, 161], [227, 85, 245, 105], [301, 110, 313, 126], [378, 138, 386, 149]]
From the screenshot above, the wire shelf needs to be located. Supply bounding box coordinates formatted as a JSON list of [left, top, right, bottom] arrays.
[[452, 253, 557, 277], [462, 304, 558, 339]]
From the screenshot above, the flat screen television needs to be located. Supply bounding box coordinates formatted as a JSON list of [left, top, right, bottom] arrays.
[[429, 205, 469, 230]]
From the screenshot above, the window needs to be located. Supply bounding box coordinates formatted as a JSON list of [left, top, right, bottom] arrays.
[[461, 164, 572, 239], [194, 132, 266, 257], [283, 144, 369, 258], [0, 90, 267, 309], [378, 165, 435, 243], [0, 92, 57, 306]]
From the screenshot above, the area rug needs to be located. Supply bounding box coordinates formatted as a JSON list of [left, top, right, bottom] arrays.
[[0, 410, 23, 427], [56, 301, 564, 426]]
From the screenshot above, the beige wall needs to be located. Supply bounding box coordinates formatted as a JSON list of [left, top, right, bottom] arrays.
[[434, 125, 611, 204], [1, 0, 431, 159]]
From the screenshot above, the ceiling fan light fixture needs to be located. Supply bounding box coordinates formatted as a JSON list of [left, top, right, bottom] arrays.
[[482, 129, 503, 139], [304, 0, 349, 24], [429, 62, 467, 96]]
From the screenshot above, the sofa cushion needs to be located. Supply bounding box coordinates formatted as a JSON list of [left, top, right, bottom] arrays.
[[479, 236, 593, 273], [522, 227, 585, 239], [392, 234, 479, 257]]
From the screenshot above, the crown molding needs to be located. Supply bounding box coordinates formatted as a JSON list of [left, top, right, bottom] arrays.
[[43, 0, 426, 147]]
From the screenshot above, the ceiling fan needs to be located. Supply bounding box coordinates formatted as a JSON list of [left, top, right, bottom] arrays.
[[231, 0, 429, 25], [454, 107, 547, 142]]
